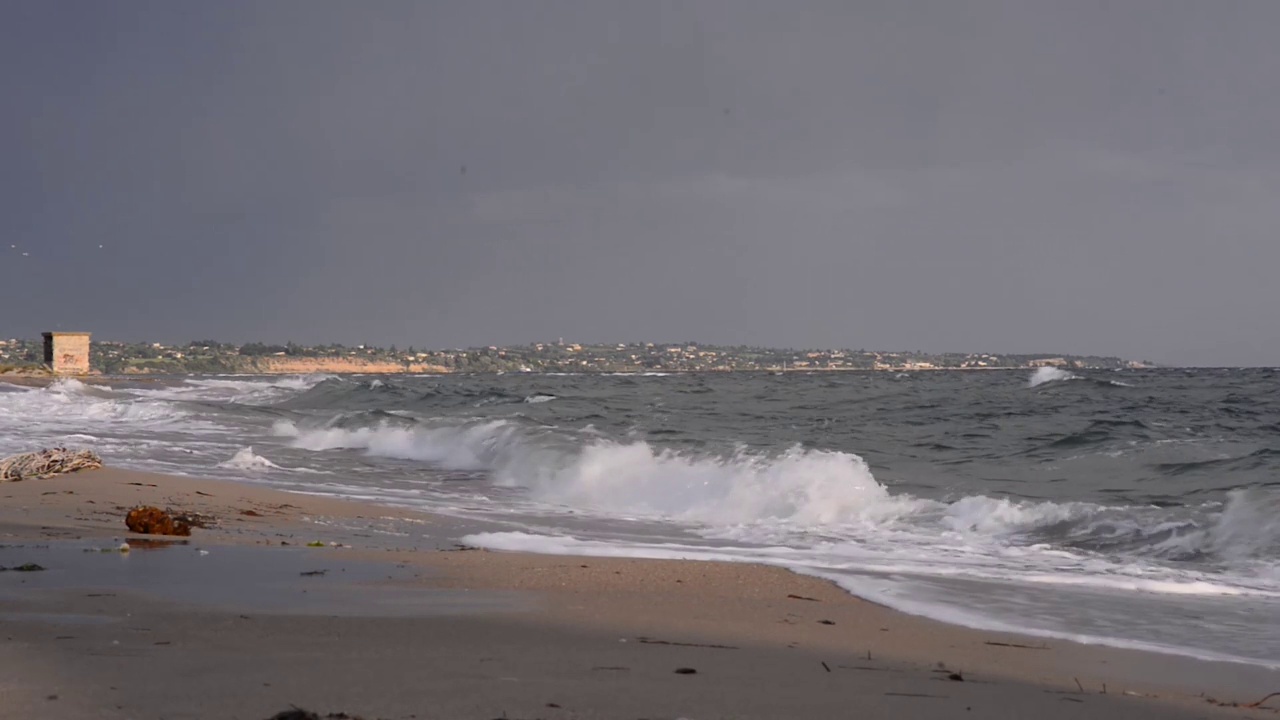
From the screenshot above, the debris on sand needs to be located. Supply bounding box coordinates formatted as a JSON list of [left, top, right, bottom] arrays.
[[172, 510, 216, 529], [0, 448, 102, 482], [265, 709, 367, 720], [0, 563, 46, 572], [125, 506, 192, 536]]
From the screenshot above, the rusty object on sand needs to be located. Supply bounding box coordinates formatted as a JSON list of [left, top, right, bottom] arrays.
[[125, 506, 192, 536]]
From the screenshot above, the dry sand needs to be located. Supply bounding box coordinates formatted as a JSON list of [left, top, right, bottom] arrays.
[[1, 467, 1276, 719]]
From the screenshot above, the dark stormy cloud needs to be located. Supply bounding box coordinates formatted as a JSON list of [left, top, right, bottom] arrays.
[[2, 1, 1278, 365]]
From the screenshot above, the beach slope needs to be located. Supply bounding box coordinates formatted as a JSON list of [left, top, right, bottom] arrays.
[[0, 468, 1274, 719]]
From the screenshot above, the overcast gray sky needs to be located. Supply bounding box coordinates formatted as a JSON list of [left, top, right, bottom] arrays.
[[2, 1, 1277, 365]]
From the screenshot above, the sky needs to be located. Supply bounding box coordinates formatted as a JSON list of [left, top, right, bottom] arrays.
[[2, 1, 1278, 366]]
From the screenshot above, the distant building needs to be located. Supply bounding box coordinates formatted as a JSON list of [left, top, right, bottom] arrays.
[[43, 332, 92, 375]]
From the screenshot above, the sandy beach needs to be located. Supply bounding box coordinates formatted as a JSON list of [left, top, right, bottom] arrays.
[[1, 467, 1276, 719]]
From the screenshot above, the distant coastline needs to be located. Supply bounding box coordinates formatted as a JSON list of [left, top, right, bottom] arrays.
[[0, 366, 52, 379], [0, 337, 1149, 376]]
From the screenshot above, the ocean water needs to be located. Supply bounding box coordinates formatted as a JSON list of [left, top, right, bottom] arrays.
[[2, 368, 1278, 666]]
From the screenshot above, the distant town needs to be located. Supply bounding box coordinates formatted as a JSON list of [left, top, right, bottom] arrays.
[[0, 336, 1147, 375]]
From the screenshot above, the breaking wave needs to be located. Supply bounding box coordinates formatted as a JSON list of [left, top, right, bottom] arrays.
[[1028, 366, 1077, 387], [1028, 367, 1134, 389], [0, 378, 192, 430], [270, 417, 1279, 570], [273, 417, 910, 525], [4, 369, 1278, 668], [215, 445, 329, 475], [217, 446, 283, 472], [130, 374, 335, 403], [275, 377, 537, 412]]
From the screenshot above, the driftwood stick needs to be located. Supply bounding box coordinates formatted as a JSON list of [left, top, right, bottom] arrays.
[[1245, 691, 1280, 709]]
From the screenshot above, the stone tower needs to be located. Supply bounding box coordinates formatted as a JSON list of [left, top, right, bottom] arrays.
[[43, 332, 91, 375]]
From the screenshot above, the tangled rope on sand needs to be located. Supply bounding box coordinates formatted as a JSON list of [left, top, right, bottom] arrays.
[[0, 448, 103, 482]]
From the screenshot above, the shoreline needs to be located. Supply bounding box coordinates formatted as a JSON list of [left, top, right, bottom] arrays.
[[2, 365, 1132, 382], [463, 530, 1280, 674], [1, 466, 1276, 718]]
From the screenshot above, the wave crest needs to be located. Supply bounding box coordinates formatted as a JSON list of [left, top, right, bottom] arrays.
[[274, 418, 917, 525], [1181, 489, 1280, 563], [1029, 367, 1078, 387], [0, 379, 190, 426], [217, 446, 282, 472], [271, 416, 1280, 566]]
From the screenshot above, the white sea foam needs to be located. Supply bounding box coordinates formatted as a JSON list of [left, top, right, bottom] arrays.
[[214, 446, 330, 475], [0, 380, 239, 473], [604, 372, 672, 377], [1019, 574, 1269, 597], [812, 569, 1280, 669], [217, 446, 282, 471], [523, 394, 556, 404], [459, 530, 1280, 669], [0, 379, 193, 432], [1028, 367, 1078, 387], [271, 416, 1280, 563], [272, 418, 514, 471], [5, 370, 1278, 668], [939, 494, 1085, 534], [130, 374, 333, 403], [1164, 488, 1280, 563], [272, 415, 1280, 651], [63, 433, 101, 442], [275, 419, 920, 525]]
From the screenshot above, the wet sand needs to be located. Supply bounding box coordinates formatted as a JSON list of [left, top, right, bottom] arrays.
[[1, 467, 1276, 719]]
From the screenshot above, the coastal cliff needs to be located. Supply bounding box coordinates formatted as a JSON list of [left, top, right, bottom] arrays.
[[0, 365, 54, 377], [244, 357, 450, 374], [116, 357, 450, 375]]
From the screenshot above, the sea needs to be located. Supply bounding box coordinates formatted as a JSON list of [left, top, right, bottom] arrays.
[[2, 367, 1277, 667]]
